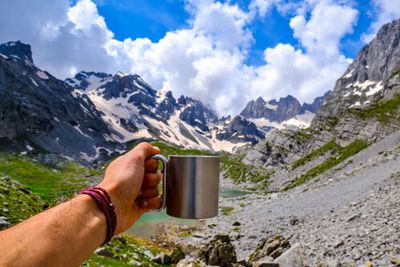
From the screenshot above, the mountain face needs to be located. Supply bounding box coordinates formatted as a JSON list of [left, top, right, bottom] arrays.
[[66, 70, 257, 152], [315, 18, 400, 121], [0, 40, 331, 162], [244, 18, 400, 173], [239, 94, 327, 132], [0, 41, 123, 164], [309, 18, 400, 144]]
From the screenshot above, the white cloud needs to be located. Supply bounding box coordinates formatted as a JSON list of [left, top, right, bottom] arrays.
[[248, 0, 357, 106], [362, 0, 400, 43], [0, 0, 360, 116], [249, 0, 276, 17], [290, 0, 358, 59]]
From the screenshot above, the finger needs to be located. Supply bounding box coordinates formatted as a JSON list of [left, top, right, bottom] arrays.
[[142, 172, 161, 188], [126, 142, 160, 162], [145, 159, 158, 173], [138, 196, 162, 211], [137, 187, 159, 198]]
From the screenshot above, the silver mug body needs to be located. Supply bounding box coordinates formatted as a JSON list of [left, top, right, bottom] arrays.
[[151, 154, 220, 219]]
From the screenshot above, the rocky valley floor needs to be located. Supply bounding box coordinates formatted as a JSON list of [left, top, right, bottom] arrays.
[[173, 132, 400, 266]]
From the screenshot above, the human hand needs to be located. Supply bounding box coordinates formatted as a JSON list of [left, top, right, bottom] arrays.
[[98, 142, 162, 234]]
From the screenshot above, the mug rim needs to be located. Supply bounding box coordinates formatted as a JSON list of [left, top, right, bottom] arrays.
[[168, 155, 220, 158]]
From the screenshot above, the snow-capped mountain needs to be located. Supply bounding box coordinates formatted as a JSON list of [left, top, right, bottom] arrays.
[[0, 41, 124, 164], [66, 71, 254, 152], [0, 40, 330, 163], [239, 94, 327, 132]]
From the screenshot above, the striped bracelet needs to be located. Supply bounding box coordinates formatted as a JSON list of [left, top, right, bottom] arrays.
[[79, 186, 117, 245]]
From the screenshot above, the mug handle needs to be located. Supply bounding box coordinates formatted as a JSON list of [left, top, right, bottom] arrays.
[[150, 154, 168, 211]]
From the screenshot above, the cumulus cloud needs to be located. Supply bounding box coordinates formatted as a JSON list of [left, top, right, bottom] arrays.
[[362, 0, 400, 43], [0, 0, 361, 115]]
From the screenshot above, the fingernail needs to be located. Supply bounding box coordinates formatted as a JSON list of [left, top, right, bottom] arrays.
[[141, 200, 148, 208]]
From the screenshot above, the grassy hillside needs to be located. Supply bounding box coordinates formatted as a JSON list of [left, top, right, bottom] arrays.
[[0, 153, 99, 204], [284, 139, 369, 190], [348, 94, 400, 123], [221, 154, 272, 190]]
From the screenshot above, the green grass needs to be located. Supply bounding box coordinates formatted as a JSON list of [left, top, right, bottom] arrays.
[[326, 116, 340, 128], [220, 206, 234, 216], [348, 94, 400, 123], [284, 139, 369, 190], [291, 139, 339, 170], [0, 153, 100, 204], [0, 176, 46, 225], [221, 154, 272, 190], [83, 235, 169, 267]]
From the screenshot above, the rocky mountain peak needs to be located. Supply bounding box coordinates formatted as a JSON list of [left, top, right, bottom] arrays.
[[216, 115, 265, 144], [240, 95, 303, 122], [315, 18, 400, 119], [0, 41, 33, 63], [65, 71, 112, 90]]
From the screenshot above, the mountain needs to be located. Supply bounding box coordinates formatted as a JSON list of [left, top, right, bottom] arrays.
[[197, 19, 400, 267], [312, 18, 400, 142], [0, 41, 123, 164], [244, 18, 400, 173], [239, 94, 328, 132], [0, 40, 334, 162], [66, 70, 258, 152]]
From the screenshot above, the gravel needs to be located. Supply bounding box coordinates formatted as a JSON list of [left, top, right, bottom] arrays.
[[174, 132, 400, 265]]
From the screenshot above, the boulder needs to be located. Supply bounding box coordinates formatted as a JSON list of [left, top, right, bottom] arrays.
[[250, 235, 290, 262], [95, 247, 115, 258], [152, 253, 171, 264], [170, 247, 186, 264], [177, 257, 206, 267], [274, 243, 305, 267], [252, 256, 279, 267], [200, 234, 237, 267], [0, 216, 10, 229]]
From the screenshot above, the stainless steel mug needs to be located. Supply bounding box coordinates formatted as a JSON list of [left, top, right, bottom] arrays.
[[150, 154, 220, 219]]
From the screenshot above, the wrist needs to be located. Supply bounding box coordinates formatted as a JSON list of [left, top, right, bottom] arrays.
[[74, 195, 107, 245]]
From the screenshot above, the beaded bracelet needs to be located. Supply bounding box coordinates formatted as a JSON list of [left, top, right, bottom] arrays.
[[79, 186, 117, 245]]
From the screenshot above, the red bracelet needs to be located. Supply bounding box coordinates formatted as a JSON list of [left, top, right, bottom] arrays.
[[79, 186, 117, 245]]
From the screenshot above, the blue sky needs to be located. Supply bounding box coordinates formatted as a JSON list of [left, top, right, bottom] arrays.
[[1, 0, 400, 115], [95, 0, 373, 64]]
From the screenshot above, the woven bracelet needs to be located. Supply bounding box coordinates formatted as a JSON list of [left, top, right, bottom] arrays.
[[79, 186, 117, 245]]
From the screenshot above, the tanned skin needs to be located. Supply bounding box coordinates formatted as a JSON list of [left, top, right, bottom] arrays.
[[0, 142, 162, 267]]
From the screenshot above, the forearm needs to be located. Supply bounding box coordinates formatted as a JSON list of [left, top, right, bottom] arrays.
[[0, 195, 106, 267]]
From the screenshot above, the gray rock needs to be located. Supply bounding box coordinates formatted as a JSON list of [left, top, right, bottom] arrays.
[[274, 243, 305, 267], [152, 253, 171, 264], [250, 235, 290, 261], [200, 234, 237, 267], [0, 216, 10, 229], [251, 255, 278, 267], [177, 258, 206, 267], [95, 247, 115, 258]]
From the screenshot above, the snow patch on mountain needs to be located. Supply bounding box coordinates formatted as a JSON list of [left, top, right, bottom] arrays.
[[282, 111, 314, 129], [36, 71, 48, 80]]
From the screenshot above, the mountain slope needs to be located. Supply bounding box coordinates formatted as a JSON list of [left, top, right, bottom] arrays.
[[240, 94, 328, 132], [241, 18, 400, 190], [0, 41, 123, 164], [67, 71, 258, 152]]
